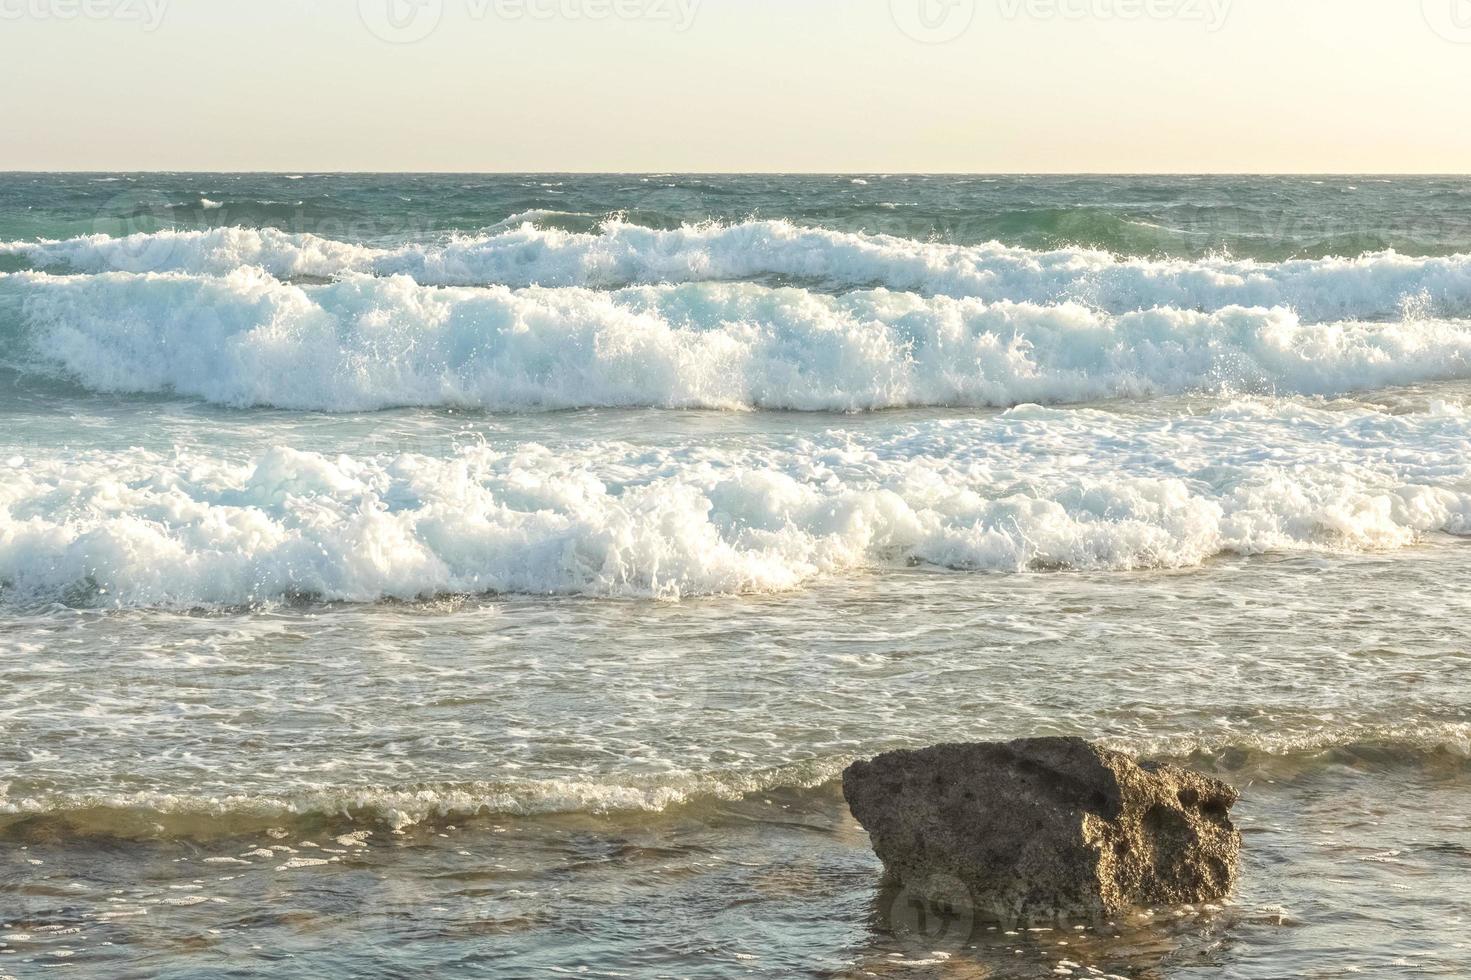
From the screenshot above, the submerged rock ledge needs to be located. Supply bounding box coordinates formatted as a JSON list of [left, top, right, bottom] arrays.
[[843, 737, 1241, 924]]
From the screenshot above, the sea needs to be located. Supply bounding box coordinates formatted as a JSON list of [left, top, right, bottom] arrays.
[[1, 174, 1469, 978]]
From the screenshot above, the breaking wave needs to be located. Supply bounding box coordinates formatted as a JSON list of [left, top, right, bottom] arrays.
[[6, 269, 1471, 412], [6, 220, 1471, 319], [3, 403, 1471, 607]]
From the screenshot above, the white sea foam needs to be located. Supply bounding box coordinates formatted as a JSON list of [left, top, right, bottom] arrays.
[[6, 220, 1471, 319], [2, 404, 1469, 607], [7, 269, 1471, 412]]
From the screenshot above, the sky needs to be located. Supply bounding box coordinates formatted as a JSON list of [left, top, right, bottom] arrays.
[[2, 0, 1470, 172]]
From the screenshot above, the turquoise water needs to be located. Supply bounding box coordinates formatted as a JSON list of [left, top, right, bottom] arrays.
[[5, 173, 1471, 260], [2, 175, 1471, 978]]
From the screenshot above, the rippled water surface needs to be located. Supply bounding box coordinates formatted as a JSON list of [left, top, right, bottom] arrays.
[[3, 175, 1471, 977]]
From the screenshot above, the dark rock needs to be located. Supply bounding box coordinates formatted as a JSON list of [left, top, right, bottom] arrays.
[[843, 737, 1240, 924]]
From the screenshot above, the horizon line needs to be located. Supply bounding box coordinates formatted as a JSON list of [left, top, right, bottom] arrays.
[[4, 170, 1471, 178]]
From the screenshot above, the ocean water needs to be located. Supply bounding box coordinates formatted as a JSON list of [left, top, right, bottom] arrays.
[[2, 174, 1470, 978]]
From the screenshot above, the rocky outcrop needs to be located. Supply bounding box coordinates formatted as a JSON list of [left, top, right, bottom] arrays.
[[843, 737, 1240, 924]]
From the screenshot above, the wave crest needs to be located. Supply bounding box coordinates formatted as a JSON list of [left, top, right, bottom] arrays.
[[8, 270, 1471, 412], [7, 220, 1471, 320]]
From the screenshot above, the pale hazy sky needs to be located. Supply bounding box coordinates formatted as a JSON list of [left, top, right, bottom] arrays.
[[3, 0, 1470, 172]]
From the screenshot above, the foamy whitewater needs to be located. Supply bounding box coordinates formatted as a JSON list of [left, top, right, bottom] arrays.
[[5, 404, 1471, 607], [3, 175, 1471, 979], [8, 269, 1471, 412]]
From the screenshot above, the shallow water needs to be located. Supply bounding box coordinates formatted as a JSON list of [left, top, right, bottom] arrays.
[[3, 175, 1471, 977]]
